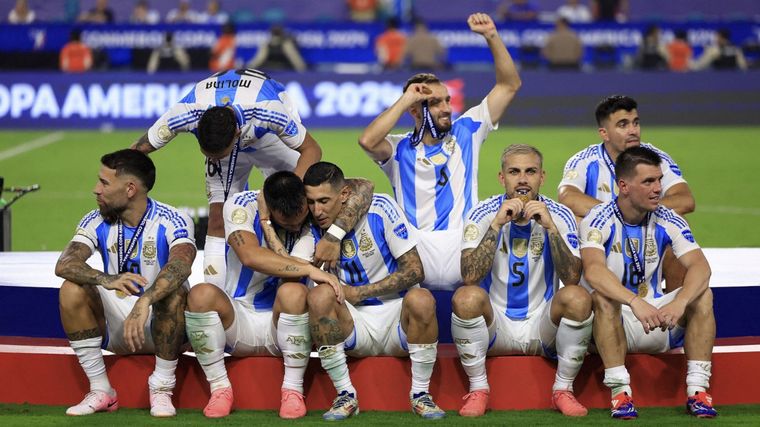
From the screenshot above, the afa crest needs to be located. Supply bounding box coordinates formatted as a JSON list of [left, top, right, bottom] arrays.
[[341, 240, 357, 258]]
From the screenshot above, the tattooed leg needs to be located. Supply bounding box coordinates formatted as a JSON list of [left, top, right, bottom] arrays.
[[59, 280, 106, 339], [307, 284, 353, 346], [151, 286, 188, 360]]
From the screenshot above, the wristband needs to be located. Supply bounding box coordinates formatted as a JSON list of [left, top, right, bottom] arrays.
[[260, 218, 271, 226], [326, 224, 347, 240]]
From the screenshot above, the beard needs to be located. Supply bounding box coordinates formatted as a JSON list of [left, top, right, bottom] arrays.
[[435, 117, 452, 133], [99, 203, 127, 224]]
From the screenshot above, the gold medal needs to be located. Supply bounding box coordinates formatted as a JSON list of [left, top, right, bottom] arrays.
[[637, 284, 648, 298]]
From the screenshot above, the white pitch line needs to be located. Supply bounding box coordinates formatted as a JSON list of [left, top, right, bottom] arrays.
[[0, 131, 65, 162]]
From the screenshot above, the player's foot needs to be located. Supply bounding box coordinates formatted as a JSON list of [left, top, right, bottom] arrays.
[[149, 390, 176, 417], [410, 392, 446, 419], [610, 392, 637, 419], [203, 387, 233, 418], [323, 390, 359, 421], [66, 389, 119, 416], [551, 390, 588, 417], [687, 391, 717, 418], [279, 388, 307, 419], [459, 389, 489, 417]]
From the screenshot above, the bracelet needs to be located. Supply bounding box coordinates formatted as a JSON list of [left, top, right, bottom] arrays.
[[627, 294, 638, 306], [326, 224, 347, 240], [260, 218, 271, 226]]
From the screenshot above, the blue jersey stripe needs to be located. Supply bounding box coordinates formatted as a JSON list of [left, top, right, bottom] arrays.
[[506, 222, 531, 319], [157, 225, 169, 268], [397, 141, 419, 228], [96, 222, 111, 273], [214, 70, 242, 106], [585, 161, 599, 199], [542, 229, 555, 302], [368, 213, 396, 274], [621, 223, 644, 293], [255, 78, 285, 103], [233, 266, 253, 298], [457, 118, 480, 222], [254, 277, 278, 310], [433, 163, 452, 231]]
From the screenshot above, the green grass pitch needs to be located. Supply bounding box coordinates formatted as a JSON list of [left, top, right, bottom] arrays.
[[0, 126, 759, 251]]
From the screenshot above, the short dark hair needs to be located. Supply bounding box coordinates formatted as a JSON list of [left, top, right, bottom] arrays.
[[262, 171, 306, 218], [101, 149, 156, 191], [198, 106, 237, 155], [615, 146, 661, 180], [595, 95, 638, 126], [303, 161, 346, 189], [403, 73, 442, 93]]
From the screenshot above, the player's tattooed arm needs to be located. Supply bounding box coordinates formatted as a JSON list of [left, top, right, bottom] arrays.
[[460, 226, 499, 284], [350, 248, 424, 303], [139, 243, 196, 305], [334, 178, 374, 233], [130, 133, 157, 153], [548, 230, 582, 285], [55, 241, 118, 286], [260, 220, 289, 257]]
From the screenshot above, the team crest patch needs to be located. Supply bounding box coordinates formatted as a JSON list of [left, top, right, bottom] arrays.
[[393, 223, 408, 239], [142, 241, 156, 260], [682, 229, 695, 243], [645, 239, 657, 257], [530, 237, 544, 256], [220, 96, 231, 105], [231, 208, 248, 224], [563, 169, 578, 180], [443, 137, 456, 155], [341, 240, 357, 258], [624, 238, 641, 257], [157, 125, 173, 142], [567, 233, 579, 249], [359, 232, 373, 252], [463, 224, 480, 241], [587, 229, 603, 244], [284, 120, 298, 136], [511, 238, 528, 258]]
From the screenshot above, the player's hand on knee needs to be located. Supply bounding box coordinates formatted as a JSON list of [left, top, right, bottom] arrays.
[[658, 300, 687, 330], [310, 267, 344, 304], [103, 273, 147, 295], [124, 299, 150, 352], [630, 297, 661, 334]]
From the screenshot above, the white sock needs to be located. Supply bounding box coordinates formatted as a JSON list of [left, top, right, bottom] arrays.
[[686, 360, 712, 396], [451, 314, 490, 392], [185, 311, 231, 392], [277, 313, 311, 394], [408, 342, 437, 395], [148, 356, 178, 394], [203, 236, 226, 288], [554, 315, 593, 392], [71, 337, 112, 394], [604, 365, 632, 397], [318, 343, 356, 396]]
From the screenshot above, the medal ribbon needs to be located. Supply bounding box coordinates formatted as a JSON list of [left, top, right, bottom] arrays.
[[219, 140, 240, 201], [409, 101, 449, 146], [612, 199, 649, 286], [118, 198, 152, 274], [600, 144, 618, 196]]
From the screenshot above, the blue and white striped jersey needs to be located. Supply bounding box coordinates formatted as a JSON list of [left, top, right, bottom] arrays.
[[379, 98, 496, 232], [462, 194, 579, 320], [223, 190, 315, 311], [559, 142, 686, 202], [579, 201, 700, 301], [312, 194, 419, 306], [71, 199, 195, 291], [147, 69, 307, 154]]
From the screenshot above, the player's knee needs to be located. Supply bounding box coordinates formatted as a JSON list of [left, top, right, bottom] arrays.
[[306, 284, 337, 312], [59, 280, 91, 311], [559, 286, 593, 318], [403, 288, 436, 319], [591, 290, 619, 317], [276, 282, 308, 312], [688, 287, 714, 316], [451, 285, 487, 316], [187, 283, 223, 312]]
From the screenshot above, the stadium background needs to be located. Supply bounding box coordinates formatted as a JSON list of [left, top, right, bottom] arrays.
[[0, 0, 759, 421]]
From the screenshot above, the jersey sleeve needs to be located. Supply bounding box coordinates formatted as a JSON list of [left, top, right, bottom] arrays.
[[558, 151, 590, 192], [461, 197, 499, 250], [657, 208, 700, 258], [223, 191, 260, 240], [376, 195, 417, 258], [550, 204, 581, 258], [456, 97, 496, 147], [240, 99, 307, 150], [290, 224, 317, 263], [162, 210, 196, 249], [378, 133, 405, 170], [147, 102, 206, 150], [70, 210, 102, 254], [659, 155, 687, 193], [579, 206, 612, 251]]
